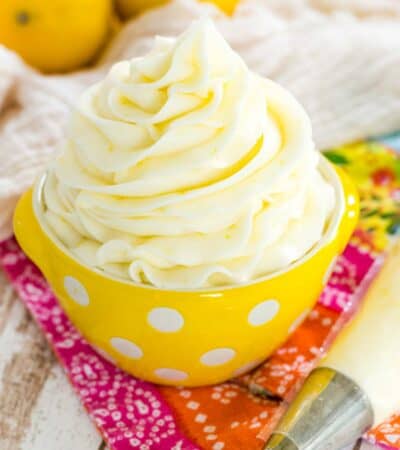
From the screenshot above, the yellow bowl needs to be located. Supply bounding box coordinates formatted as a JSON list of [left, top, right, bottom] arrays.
[[13, 158, 358, 387]]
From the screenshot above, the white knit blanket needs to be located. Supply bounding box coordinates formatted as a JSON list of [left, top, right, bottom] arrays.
[[1, 0, 400, 241]]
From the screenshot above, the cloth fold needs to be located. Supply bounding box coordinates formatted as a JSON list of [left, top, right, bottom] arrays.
[[1, 0, 400, 241]]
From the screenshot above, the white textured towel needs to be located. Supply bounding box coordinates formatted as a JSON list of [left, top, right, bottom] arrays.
[[1, 0, 400, 241]]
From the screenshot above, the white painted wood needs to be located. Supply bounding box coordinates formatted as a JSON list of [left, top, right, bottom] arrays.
[[360, 442, 381, 450], [0, 284, 26, 376], [19, 364, 102, 450], [0, 277, 55, 450], [342, 441, 380, 450], [0, 270, 102, 449]]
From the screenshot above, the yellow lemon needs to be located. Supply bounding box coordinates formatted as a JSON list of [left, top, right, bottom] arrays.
[[115, 0, 239, 19], [201, 0, 240, 14], [115, 0, 168, 19], [0, 0, 113, 73]]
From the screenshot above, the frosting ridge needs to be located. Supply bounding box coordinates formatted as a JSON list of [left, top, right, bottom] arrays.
[[43, 19, 335, 288]]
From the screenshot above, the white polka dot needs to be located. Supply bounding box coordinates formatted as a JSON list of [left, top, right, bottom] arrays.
[[348, 210, 357, 219], [248, 300, 279, 326], [348, 194, 357, 206], [232, 360, 262, 377], [147, 307, 184, 333], [213, 443, 225, 450], [154, 368, 188, 382], [110, 337, 143, 359], [64, 276, 89, 306], [200, 348, 236, 367], [288, 309, 311, 334], [323, 257, 338, 285]]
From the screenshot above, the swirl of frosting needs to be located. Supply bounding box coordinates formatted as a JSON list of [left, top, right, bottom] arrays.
[[43, 19, 335, 289]]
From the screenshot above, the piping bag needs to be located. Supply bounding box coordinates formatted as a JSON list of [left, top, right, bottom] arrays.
[[265, 240, 400, 450]]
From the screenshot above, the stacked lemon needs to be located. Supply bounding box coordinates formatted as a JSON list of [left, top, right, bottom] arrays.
[[115, 0, 168, 18], [0, 0, 113, 73], [116, 0, 239, 18], [0, 0, 239, 73], [205, 0, 239, 14]]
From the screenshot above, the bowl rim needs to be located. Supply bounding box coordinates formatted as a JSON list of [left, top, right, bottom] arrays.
[[32, 155, 345, 293]]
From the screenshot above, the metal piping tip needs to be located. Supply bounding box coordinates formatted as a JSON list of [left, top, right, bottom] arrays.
[[264, 367, 374, 450], [265, 435, 298, 449]]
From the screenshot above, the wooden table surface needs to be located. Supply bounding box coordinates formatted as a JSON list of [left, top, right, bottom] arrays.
[[0, 267, 388, 450], [0, 269, 105, 450]]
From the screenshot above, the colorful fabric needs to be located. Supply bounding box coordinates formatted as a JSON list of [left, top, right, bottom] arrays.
[[0, 139, 399, 450]]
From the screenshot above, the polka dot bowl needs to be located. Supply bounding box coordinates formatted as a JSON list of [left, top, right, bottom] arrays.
[[13, 159, 359, 387]]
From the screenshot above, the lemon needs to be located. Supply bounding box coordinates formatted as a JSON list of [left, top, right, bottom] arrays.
[[0, 0, 112, 73], [115, 0, 239, 19], [115, 0, 168, 19], [201, 0, 240, 14]]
